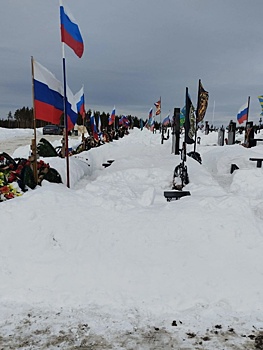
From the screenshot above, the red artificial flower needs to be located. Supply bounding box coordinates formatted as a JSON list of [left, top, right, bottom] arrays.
[[4, 192, 14, 199]]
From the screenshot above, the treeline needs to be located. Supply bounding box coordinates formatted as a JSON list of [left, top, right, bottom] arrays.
[[0, 107, 161, 130], [0, 107, 45, 129]]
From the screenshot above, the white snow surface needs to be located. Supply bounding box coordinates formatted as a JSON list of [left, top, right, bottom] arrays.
[[0, 127, 263, 349]]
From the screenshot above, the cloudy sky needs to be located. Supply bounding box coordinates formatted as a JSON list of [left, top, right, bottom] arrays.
[[1, 0, 263, 127]]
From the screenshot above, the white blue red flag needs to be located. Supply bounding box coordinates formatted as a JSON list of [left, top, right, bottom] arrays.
[[33, 59, 64, 125], [237, 102, 248, 124], [119, 115, 129, 126], [66, 85, 78, 130], [75, 86, 85, 118], [90, 111, 99, 140], [146, 108, 154, 129], [108, 106, 115, 126], [60, 3, 84, 58], [162, 114, 170, 126]]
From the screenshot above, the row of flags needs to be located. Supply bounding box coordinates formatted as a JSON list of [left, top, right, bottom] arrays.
[[32, 3, 118, 141], [146, 80, 209, 145], [33, 2, 85, 128], [32, 1, 89, 187], [89, 111, 129, 141], [33, 58, 84, 130]]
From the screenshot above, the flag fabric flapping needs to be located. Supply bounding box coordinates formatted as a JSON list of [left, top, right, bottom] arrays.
[[184, 89, 195, 144], [75, 86, 85, 118], [90, 111, 99, 140], [154, 100, 161, 115], [33, 59, 64, 125], [148, 107, 153, 119], [108, 107, 115, 126], [162, 114, 170, 126], [196, 81, 209, 123], [98, 115, 102, 133], [237, 102, 249, 124], [60, 4, 84, 58], [180, 106, 186, 127], [119, 115, 130, 126], [66, 85, 78, 130], [146, 108, 154, 129], [258, 95, 263, 116]]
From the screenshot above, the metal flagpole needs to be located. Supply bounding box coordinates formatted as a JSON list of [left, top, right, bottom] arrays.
[[81, 84, 86, 150], [159, 96, 161, 133], [247, 96, 250, 122], [60, 0, 70, 188], [194, 79, 201, 152], [212, 100, 215, 127], [62, 46, 70, 188], [30, 56, 38, 183], [114, 106, 116, 131]]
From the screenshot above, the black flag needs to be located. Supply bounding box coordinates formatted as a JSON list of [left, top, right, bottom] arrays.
[[196, 80, 209, 124], [184, 87, 195, 144]]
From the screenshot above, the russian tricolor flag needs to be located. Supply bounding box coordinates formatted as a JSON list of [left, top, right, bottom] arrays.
[[90, 111, 99, 140], [108, 107, 115, 126], [33, 59, 64, 125], [237, 102, 248, 124], [75, 86, 85, 118], [119, 115, 129, 126], [66, 85, 78, 130], [162, 114, 170, 126], [60, 4, 84, 58]]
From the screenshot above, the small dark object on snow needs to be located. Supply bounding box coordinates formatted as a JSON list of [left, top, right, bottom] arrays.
[[187, 151, 202, 164], [202, 336, 211, 341], [102, 163, 111, 168], [186, 332, 196, 338], [102, 160, 115, 168], [230, 163, 239, 174], [172, 320, 177, 326], [249, 157, 263, 168], [164, 190, 191, 201]]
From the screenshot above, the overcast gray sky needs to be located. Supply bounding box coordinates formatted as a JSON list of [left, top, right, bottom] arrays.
[[1, 0, 263, 127]]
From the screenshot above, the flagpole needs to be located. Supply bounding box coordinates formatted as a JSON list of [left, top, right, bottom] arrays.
[[114, 106, 116, 131], [159, 96, 161, 133], [247, 96, 250, 122], [81, 84, 85, 148], [59, 0, 70, 188], [212, 100, 215, 127], [82, 84, 85, 127], [185, 87, 189, 144], [30, 56, 38, 183], [194, 79, 201, 152], [244, 96, 251, 145]]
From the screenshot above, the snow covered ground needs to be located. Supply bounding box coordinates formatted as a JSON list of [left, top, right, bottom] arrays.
[[0, 126, 263, 349]]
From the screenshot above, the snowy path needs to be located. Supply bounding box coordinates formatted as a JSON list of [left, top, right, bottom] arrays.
[[1, 129, 263, 349]]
